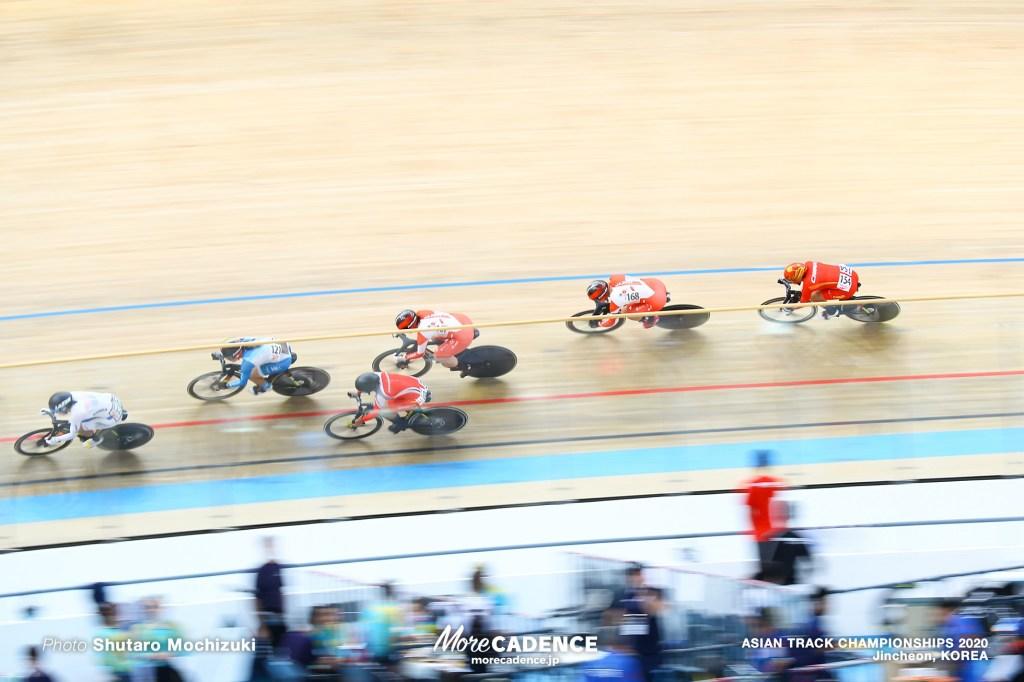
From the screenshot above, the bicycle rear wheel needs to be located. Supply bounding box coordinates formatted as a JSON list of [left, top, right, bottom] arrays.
[[845, 296, 901, 323], [656, 304, 710, 330], [96, 423, 154, 451], [758, 297, 816, 324], [187, 370, 244, 401], [409, 408, 468, 436], [15, 428, 72, 456], [458, 346, 517, 378], [324, 412, 383, 440], [566, 310, 623, 334], [371, 348, 432, 377], [272, 367, 331, 396]]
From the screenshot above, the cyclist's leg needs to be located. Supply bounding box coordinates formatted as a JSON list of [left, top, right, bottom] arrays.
[[435, 328, 474, 369], [256, 357, 294, 392]]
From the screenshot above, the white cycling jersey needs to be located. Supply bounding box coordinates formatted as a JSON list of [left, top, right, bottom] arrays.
[[48, 392, 126, 444]]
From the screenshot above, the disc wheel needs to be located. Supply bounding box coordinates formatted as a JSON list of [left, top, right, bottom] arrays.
[[566, 310, 623, 334], [458, 346, 518, 378], [324, 412, 383, 441], [845, 296, 901, 323], [758, 297, 817, 324], [95, 423, 155, 451], [371, 348, 432, 377], [272, 367, 331, 396], [655, 304, 711, 330], [14, 428, 72, 456], [187, 370, 244, 401], [409, 407, 469, 436]]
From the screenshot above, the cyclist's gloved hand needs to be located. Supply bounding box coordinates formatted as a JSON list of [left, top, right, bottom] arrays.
[[347, 391, 359, 399]]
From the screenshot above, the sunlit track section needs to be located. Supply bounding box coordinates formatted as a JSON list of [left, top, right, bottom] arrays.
[[3, 290, 1024, 369], [4, 410, 1024, 491], [3, 257, 1023, 322]]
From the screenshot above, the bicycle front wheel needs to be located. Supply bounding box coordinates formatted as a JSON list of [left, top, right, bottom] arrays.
[[324, 412, 383, 441], [758, 297, 816, 324]]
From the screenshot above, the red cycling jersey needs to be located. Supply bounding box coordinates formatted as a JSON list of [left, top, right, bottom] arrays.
[[606, 274, 668, 315], [372, 371, 429, 413], [795, 261, 859, 303], [412, 310, 475, 359]]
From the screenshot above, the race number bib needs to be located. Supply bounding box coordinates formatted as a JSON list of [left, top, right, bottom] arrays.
[[610, 280, 654, 308], [837, 265, 853, 292]]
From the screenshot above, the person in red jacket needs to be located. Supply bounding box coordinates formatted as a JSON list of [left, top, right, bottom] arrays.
[[587, 274, 669, 329], [352, 371, 430, 433], [740, 450, 786, 579], [782, 261, 860, 319]]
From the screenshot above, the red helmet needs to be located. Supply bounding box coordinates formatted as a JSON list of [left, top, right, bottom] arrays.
[[783, 262, 807, 283], [395, 309, 420, 330], [587, 280, 610, 302]]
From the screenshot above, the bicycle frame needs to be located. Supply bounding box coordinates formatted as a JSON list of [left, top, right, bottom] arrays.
[[777, 278, 802, 305]]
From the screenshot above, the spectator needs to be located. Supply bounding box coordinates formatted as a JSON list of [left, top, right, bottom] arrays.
[[23, 646, 55, 682], [134, 597, 185, 682], [464, 566, 497, 673], [938, 597, 987, 682], [96, 603, 133, 682], [406, 597, 437, 638], [616, 564, 651, 653], [747, 607, 791, 677], [254, 537, 286, 649], [581, 612, 644, 682], [617, 563, 648, 615], [740, 450, 786, 580], [309, 604, 345, 675], [635, 587, 666, 682], [363, 582, 404, 667], [788, 587, 835, 682], [762, 499, 813, 585]]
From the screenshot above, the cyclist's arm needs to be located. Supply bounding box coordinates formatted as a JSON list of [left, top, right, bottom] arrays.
[[227, 359, 256, 389], [405, 332, 432, 360], [800, 281, 837, 303], [46, 416, 80, 445]]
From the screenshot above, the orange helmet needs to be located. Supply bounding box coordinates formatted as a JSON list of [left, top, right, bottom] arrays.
[[586, 280, 610, 302], [783, 262, 807, 283]]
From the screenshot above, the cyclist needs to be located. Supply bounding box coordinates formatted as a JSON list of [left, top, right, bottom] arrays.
[[351, 371, 430, 433], [220, 337, 296, 394], [43, 391, 128, 448], [587, 274, 668, 329], [782, 262, 860, 319], [394, 309, 476, 373]]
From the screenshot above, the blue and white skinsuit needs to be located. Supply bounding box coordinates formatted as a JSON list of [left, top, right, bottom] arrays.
[[226, 340, 294, 392]]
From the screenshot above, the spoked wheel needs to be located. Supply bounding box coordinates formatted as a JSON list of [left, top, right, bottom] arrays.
[[457, 346, 518, 378], [655, 304, 711, 330], [409, 407, 469, 436], [14, 428, 72, 456], [272, 367, 331, 396], [566, 310, 623, 334], [187, 370, 245, 401], [371, 348, 433, 377], [845, 296, 901, 323], [758, 297, 817, 324], [95, 423, 154, 451], [324, 412, 383, 441]]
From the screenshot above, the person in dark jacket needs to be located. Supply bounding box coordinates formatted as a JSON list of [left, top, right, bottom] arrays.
[[23, 647, 55, 682], [254, 537, 286, 648]]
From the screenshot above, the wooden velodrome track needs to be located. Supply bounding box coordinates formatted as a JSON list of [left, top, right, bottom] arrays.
[[2, 0, 1024, 549]]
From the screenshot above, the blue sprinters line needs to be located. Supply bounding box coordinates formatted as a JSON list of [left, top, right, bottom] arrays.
[[3, 257, 1022, 322], [2, 425, 1020, 525]]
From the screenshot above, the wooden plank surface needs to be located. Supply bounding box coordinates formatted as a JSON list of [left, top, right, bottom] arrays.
[[2, 0, 1024, 545]]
